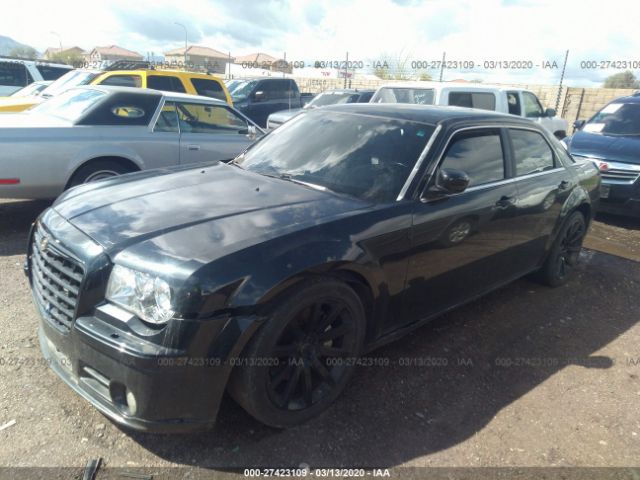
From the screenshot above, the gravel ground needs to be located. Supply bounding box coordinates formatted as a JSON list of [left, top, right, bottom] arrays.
[[0, 198, 638, 478]]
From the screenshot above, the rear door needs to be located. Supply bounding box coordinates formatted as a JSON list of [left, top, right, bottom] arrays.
[[400, 127, 517, 329], [175, 100, 256, 163], [507, 127, 576, 273]]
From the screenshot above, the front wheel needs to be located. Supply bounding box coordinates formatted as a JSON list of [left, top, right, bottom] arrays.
[[536, 211, 586, 287], [228, 278, 366, 427]]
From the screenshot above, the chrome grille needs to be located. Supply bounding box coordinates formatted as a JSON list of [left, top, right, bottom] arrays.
[[601, 168, 640, 183], [31, 226, 84, 330]]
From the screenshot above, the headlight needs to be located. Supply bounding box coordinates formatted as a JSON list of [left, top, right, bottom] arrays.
[[106, 265, 174, 324]]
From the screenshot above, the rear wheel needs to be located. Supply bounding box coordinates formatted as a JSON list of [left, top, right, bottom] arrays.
[[228, 278, 366, 427], [68, 159, 134, 188], [536, 211, 586, 287]]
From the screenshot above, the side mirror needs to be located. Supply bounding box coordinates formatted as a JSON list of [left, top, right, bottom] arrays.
[[424, 168, 470, 200], [253, 91, 265, 102], [573, 119, 585, 130], [545, 107, 556, 117]]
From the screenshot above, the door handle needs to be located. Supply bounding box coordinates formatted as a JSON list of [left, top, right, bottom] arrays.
[[495, 195, 515, 209], [188, 144, 201, 151], [559, 180, 570, 190]]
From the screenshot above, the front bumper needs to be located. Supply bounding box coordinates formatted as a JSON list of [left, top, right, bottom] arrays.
[[599, 180, 640, 217], [37, 305, 261, 433]]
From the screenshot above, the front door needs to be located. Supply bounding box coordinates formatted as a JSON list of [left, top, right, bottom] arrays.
[[399, 128, 518, 329]]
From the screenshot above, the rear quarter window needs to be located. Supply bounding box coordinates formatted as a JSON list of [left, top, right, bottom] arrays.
[[78, 92, 161, 126], [190, 78, 227, 101]]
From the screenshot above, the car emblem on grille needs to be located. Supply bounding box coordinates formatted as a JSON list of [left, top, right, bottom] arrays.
[[40, 236, 49, 252]]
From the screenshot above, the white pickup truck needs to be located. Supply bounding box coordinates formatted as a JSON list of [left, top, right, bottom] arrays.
[[0, 58, 73, 96], [371, 82, 568, 139]]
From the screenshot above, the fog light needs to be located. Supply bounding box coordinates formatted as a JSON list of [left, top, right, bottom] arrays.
[[126, 390, 138, 416]]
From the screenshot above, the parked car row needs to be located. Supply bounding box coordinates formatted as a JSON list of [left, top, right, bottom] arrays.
[[0, 57, 73, 96]]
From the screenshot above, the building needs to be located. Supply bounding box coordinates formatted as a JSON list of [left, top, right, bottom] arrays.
[[85, 45, 143, 64], [42, 46, 86, 61], [234, 52, 291, 73], [164, 46, 231, 74]]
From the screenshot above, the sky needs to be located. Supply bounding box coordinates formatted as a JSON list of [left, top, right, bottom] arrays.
[[1, 0, 639, 87]]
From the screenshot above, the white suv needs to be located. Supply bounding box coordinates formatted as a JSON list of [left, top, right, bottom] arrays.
[[371, 82, 568, 138], [0, 58, 73, 96]]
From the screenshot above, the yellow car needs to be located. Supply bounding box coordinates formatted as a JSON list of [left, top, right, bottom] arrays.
[[0, 69, 232, 112], [91, 69, 232, 105]]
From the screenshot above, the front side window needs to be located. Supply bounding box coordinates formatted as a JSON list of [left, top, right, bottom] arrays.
[[372, 87, 435, 105], [239, 110, 435, 203], [523, 92, 544, 117], [175, 103, 247, 133], [510, 129, 555, 176], [154, 102, 179, 133], [190, 78, 226, 101], [262, 80, 289, 100], [448, 92, 497, 111], [147, 75, 186, 93], [507, 91, 521, 115], [440, 129, 505, 187], [98, 75, 142, 88]]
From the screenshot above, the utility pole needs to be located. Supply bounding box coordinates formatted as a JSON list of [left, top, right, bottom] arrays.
[[50, 31, 62, 53], [439, 51, 446, 82], [174, 22, 188, 66], [344, 51, 349, 88], [556, 50, 569, 114]]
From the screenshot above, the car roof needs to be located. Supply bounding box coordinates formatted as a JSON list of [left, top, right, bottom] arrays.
[[322, 103, 538, 126], [73, 85, 227, 104], [611, 93, 640, 104], [374, 81, 529, 93], [320, 89, 376, 94]]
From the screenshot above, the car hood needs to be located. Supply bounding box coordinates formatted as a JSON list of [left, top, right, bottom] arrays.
[[53, 162, 369, 257], [569, 130, 640, 164], [0, 95, 42, 112]]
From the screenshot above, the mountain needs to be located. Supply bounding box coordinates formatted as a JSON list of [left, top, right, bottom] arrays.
[[0, 35, 36, 56]]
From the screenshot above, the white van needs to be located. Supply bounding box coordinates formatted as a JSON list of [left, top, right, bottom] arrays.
[[0, 58, 73, 96], [371, 82, 568, 138]]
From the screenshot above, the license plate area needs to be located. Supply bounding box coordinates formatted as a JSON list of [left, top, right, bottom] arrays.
[[600, 184, 610, 199]]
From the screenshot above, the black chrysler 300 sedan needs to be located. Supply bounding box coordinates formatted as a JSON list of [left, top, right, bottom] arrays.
[[27, 104, 600, 432]]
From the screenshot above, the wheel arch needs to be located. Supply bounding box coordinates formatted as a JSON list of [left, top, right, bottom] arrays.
[[64, 155, 142, 189]]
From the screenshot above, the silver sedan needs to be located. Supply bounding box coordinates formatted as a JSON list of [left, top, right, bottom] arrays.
[[0, 86, 263, 199]]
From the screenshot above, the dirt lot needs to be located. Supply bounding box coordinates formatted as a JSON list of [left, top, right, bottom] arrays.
[[0, 198, 639, 478]]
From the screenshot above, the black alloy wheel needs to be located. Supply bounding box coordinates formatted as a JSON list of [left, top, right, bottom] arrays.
[[537, 211, 586, 287]]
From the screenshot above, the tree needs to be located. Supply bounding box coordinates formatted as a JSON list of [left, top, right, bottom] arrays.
[[418, 72, 432, 81], [603, 71, 640, 89], [8, 46, 37, 59], [48, 51, 85, 67], [372, 51, 414, 80]]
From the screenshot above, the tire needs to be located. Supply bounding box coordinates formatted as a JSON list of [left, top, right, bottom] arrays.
[[535, 211, 586, 287], [228, 278, 366, 428], [68, 159, 133, 188]]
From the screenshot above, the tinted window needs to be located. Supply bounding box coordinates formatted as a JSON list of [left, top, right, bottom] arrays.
[[0, 62, 28, 87], [448, 92, 496, 111], [358, 91, 374, 103], [507, 91, 521, 115], [35, 65, 71, 81], [175, 103, 247, 133], [441, 130, 505, 187], [147, 75, 186, 93], [523, 92, 543, 117], [240, 110, 435, 203], [98, 75, 142, 88], [79, 92, 161, 126], [510, 129, 555, 176], [308, 91, 362, 107], [261, 80, 289, 99], [154, 102, 179, 133], [372, 87, 434, 105], [191, 78, 226, 101]]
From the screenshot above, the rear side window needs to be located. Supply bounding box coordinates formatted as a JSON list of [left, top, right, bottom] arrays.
[[0, 62, 28, 87], [79, 92, 161, 126], [98, 75, 142, 88], [357, 91, 374, 103], [448, 92, 497, 111], [507, 91, 521, 115], [372, 87, 434, 105], [190, 78, 226, 101], [147, 75, 186, 93], [510, 129, 555, 176], [441, 129, 505, 187], [35, 65, 71, 81]]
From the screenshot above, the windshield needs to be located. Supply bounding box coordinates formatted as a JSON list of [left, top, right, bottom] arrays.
[[305, 91, 361, 109], [10, 82, 48, 97], [372, 87, 435, 105], [225, 80, 242, 93], [30, 88, 107, 122], [231, 80, 258, 100], [584, 102, 640, 136], [40, 70, 100, 98], [239, 110, 435, 202]]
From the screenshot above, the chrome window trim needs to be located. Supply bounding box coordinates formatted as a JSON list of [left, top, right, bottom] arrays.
[[396, 124, 442, 201], [150, 97, 180, 134]]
